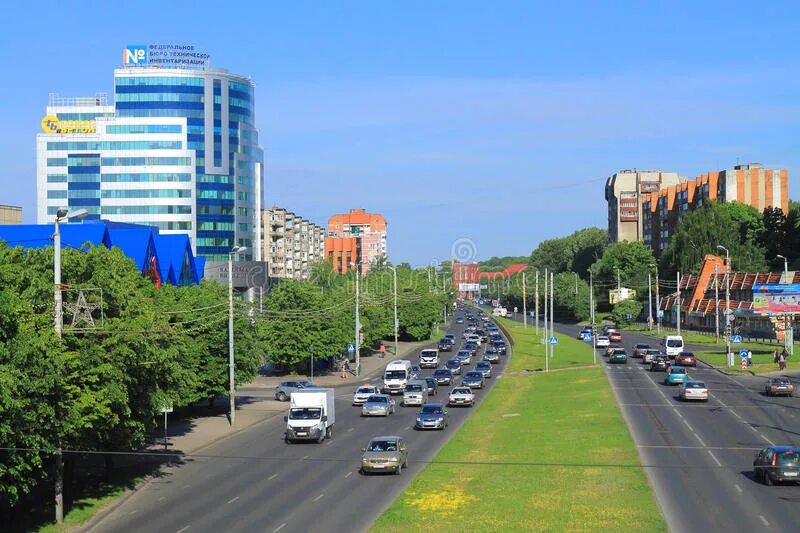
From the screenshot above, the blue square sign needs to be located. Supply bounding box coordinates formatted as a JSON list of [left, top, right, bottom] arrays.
[[731, 335, 742, 344], [549, 336, 558, 345]]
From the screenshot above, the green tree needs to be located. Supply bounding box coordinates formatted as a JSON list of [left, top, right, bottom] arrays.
[[591, 241, 656, 310], [610, 298, 643, 327]]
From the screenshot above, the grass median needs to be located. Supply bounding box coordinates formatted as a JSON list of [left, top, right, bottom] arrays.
[[697, 348, 800, 374], [372, 318, 665, 532]]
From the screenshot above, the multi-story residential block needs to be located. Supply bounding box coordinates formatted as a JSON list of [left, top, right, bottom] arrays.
[[262, 207, 325, 279], [0, 205, 22, 225], [605, 169, 684, 243], [37, 45, 264, 261], [643, 164, 789, 253], [325, 209, 387, 274]]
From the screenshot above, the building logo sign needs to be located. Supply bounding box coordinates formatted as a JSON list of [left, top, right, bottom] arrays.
[[123, 45, 148, 65], [123, 44, 210, 69], [41, 114, 95, 134]]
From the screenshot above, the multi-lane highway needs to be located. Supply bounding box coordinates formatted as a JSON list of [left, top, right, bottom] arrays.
[[496, 304, 800, 533], [87, 308, 508, 533]]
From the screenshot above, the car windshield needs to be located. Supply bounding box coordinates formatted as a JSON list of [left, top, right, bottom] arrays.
[[458, 352, 470, 357], [465, 372, 481, 378], [772, 378, 790, 385], [477, 362, 490, 369], [667, 339, 683, 347], [776, 450, 800, 466], [385, 370, 407, 380], [421, 406, 442, 414], [671, 368, 686, 374], [356, 387, 374, 394], [289, 407, 321, 420], [367, 396, 387, 404], [405, 384, 423, 392], [435, 369, 450, 376], [636, 344, 650, 349], [452, 388, 470, 394], [685, 382, 706, 389], [680, 353, 695, 357], [446, 360, 459, 367], [367, 440, 398, 452], [598, 336, 608, 340]]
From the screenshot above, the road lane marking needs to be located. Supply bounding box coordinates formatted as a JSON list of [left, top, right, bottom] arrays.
[[404, 426, 410, 430], [672, 408, 684, 419], [129, 510, 138, 515], [683, 420, 694, 432], [693, 433, 706, 447], [158, 496, 166, 502], [347, 427, 355, 432], [760, 516, 769, 527], [302, 455, 309, 460], [273, 523, 287, 532], [313, 494, 324, 502], [176, 526, 190, 533], [226, 496, 239, 505], [268, 473, 278, 480], [637, 445, 760, 450], [182, 485, 191, 489], [345, 471, 353, 478], [707, 450, 721, 466], [735, 484, 743, 494]]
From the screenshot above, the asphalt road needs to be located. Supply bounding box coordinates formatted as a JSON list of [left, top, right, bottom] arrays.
[[87, 307, 508, 533], [498, 308, 800, 533]]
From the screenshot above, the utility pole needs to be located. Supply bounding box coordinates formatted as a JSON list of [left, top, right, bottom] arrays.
[[655, 267, 661, 334], [648, 271, 653, 330], [717, 245, 731, 366], [574, 272, 578, 295], [714, 264, 720, 340], [550, 271, 554, 361], [588, 269, 594, 328], [676, 271, 681, 335], [388, 266, 398, 356], [543, 268, 548, 345], [777, 254, 793, 354], [522, 271, 527, 329], [228, 245, 246, 427], [355, 263, 361, 375], [535, 270, 539, 337]]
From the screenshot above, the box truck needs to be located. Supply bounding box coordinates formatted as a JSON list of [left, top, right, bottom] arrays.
[[284, 388, 335, 443], [383, 359, 413, 395]]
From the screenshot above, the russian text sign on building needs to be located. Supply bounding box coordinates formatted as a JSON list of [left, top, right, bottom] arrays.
[[124, 44, 211, 69]]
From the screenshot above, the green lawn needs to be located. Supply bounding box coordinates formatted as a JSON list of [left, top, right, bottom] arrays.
[[372, 317, 665, 532], [696, 347, 800, 374], [38, 478, 141, 533]]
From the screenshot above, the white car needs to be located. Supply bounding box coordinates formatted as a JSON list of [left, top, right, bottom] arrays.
[[642, 349, 660, 364], [596, 336, 610, 348], [448, 386, 475, 407], [352, 385, 380, 405], [678, 380, 709, 402]]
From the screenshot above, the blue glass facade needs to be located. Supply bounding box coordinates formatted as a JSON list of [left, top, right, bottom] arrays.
[[67, 154, 100, 216]]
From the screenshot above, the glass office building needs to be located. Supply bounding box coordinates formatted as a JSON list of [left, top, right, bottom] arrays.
[[37, 64, 264, 261]]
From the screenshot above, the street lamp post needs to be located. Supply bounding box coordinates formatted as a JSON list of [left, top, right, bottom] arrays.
[[717, 245, 731, 366], [52, 207, 87, 524], [352, 261, 365, 375], [587, 268, 594, 328], [613, 265, 621, 290], [776, 254, 793, 354], [648, 263, 656, 331], [228, 245, 247, 426], [387, 265, 399, 355]]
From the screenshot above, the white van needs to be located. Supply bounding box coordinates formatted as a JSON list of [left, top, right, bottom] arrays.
[[383, 359, 413, 395], [662, 335, 684, 358], [492, 307, 508, 317]]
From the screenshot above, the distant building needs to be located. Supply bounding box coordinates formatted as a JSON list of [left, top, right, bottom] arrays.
[[453, 261, 481, 299], [643, 164, 789, 253], [0, 205, 22, 225], [606, 170, 684, 243], [325, 209, 387, 274], [261, 207, 325, 279]]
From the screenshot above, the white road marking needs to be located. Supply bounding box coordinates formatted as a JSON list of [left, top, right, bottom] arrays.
[[672, 408, 684, 419], [302, 455, 309, 460], [176, 526, 191, 533], [502, 413, 521, 418], [707, 450, 721, 466], [158, 496, 166, 502], [273, 523, 287, 532], [268, 473, 278, 480], [683, 420, 694, 432], [345, 471, 353, 478], [694, 433, 706, 447], [735, 484, 743, 494], [404, 426, 410, 430], [313, 493, 324, 502], [226, 496, 239, 505], [730, 410, 742, 419], [760, 515, 769, 527], [182, 484, 191, 489], [347, 427, 355, 432], [129, 510, 138, 515]]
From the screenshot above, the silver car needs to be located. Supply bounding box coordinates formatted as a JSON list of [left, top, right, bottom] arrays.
[[448, 386, 475, 407], [415, 403, 449, 430], [361, 436, 408, 475], [352, 385, 380, 405], [361, 394, 396, 417], [274, 380, 317, 401]]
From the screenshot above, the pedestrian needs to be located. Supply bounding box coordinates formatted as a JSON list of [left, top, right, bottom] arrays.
[[746, 349, 753, 367], [774, 349, 780, 366], [379, 344, 386, 359], [344, 361, 351, 379], [779, 351, 787, 371], [340, 360, 346, 379]]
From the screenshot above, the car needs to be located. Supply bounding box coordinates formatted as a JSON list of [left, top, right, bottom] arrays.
[[433, 368, 454, 385], [649, 355, 670, 372], [409, 365, 422, 380], [403, 380, 428, 407], [360, 436, 408, 475], [632, 343, 651, 358], [456, 318, 464, 324], [438, 339, 452, 352], [456, 350, 473, 366], [608, 350, 628, 364], [352, 384, 380, 405], [445, 333, 456, 345], [448, 386, 475, 407], [474, 360, 492, 378], [577, 327, 593, 340], [596, 336, 610, 348], [424, 376, 439, 396], [483, 349, 500, 364], [464, 339, 481, 352], [462, 371, 485, 389], [415, 403, 449, 430], [664, 366, 688, 385], [753, 446, 800, 485], [642, 349, 661, 364], [765, 377, 795, 397], [675, 352, 697, 367], [274, 380, 317, 401], [361, 394, 396, 417], [608, 332, 623, 343], [606, 345, 623, 357], [492, 340, 507, 355], [678, 380, 708, 401], [445, 358, 463, 375], [475, 330, 489, 342]]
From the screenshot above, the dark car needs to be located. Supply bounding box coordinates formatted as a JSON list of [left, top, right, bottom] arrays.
[[424, 376, 439, 396], [675, 352, 697, 367], [433, 368, 454, 385], [462, 371, 485, 389], [649, 355, 669, 372], [765, 377, 795, 397], [445, 358, 463, 375], [463, 341, 479, 355], [475, 330, 488, 342], [438, 339, 452, 352], [444, 334, 456, 345], [474, 360, 492, 378], [608, 349, 628, 364], [492, 340, 507, 355], [753, 446, 800, 485], [632, 343, 650, 358]]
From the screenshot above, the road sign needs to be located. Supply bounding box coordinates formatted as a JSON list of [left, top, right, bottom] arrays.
[[657, 310, 664, 318], [514, 307, 518, 313], [160, 405, 173, 414], [741, 358, 748, 370], [549, 336, 558, 345], [728, 314, 736, 322], [625, 313, 632, 320], [582, 332, 592, 342], [529, 311, 535, 317], [739, 349, 749, 359], [347, 343, 355, 353], [731, 335, 742, 344]]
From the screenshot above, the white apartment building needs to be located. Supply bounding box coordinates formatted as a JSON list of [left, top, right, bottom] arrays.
[[262, 207, 326, 279]]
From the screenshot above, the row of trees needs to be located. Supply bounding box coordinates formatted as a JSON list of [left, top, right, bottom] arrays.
[[0, 242, 449, 514]]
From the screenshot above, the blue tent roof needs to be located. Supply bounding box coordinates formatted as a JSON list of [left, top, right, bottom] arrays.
[[107, 227, 156, 272], [154, 233, 198, 285], [0, 222, 110, 250]]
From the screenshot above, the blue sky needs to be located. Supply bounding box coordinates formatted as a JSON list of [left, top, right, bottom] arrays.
[[2, 1, 799, 265]]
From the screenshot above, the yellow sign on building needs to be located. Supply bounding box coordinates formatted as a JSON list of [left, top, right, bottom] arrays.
[[41, 115, 95, 134]]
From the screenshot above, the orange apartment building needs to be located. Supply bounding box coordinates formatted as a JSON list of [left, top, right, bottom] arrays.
[[325, 209, 387, 274], [643, 164, 789, 254]]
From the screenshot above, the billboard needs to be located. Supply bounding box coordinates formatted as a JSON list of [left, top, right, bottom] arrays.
[[459, 283, 480, 292], [204, 261, 269, 289], [753, 283, 800, 314], [123, 44, 210, 68]]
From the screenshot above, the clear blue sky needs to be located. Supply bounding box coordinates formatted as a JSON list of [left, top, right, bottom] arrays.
[[2, 0, 799, 265]]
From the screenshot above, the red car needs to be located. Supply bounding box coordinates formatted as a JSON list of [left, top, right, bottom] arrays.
[[608, 332, 622, 343], [675, 352, 697, 367]]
